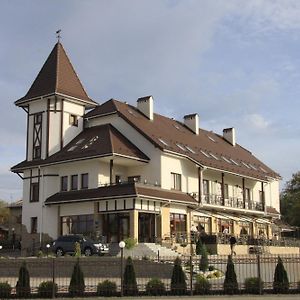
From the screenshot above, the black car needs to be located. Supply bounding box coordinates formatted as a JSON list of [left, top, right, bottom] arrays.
[[52, 234, 109, 256]]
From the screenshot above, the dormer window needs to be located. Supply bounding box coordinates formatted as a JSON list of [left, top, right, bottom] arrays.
[[69, 114, 78, 126]]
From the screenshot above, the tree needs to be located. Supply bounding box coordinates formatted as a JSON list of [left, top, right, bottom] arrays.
[[16, 261, 31, 298], [223, 255, 238, 294], [280, 172, 300, 226], [273, 256, 289, 293], [170, 257, 187, 295], [68, 259, 85, 296], [123, 256, 138, 296], [0, 200, 9, 225]]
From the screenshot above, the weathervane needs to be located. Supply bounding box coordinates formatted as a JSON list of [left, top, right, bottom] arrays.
[[56, 29, 62, 42]]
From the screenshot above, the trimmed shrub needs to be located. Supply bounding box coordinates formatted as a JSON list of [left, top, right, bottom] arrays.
[[68, 259, 85, 296], [244, 277, 263, 294], [199, 243, 209, 272], [146, 278, 166, 296], [124, 238, 137, 250], [208, 265, 215, 271], [74, 241, 81, 257], [16, 261, 31, 298], [0, 282, 12, 298], [273, 256, 289, 294], [38, 281, 58, 298], [223, 255, 238, 295], [170, 257, 187, 295], [97, 280, 117, 297], [194, 275, 211, 295], [123, 256, 138, 296], [195, 238, 202, 255]]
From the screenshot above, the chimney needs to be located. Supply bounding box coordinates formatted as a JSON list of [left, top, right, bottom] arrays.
[[184, 113, 199, 135], [223, 127, 236, 146], [137, 96, 154, 120]]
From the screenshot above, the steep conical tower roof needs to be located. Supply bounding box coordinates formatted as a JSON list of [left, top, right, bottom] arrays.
[[15, 42, 97, 107]]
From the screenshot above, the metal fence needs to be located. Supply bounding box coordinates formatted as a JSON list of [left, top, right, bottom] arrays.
[[0, 254, 299, 297]]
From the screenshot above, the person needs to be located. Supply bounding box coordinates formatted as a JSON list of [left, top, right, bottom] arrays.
[[190, 224, 198, 242], [229, 235, 237, 255]]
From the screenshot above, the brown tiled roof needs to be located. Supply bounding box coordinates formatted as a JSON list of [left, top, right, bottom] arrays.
[[15, 42, 97, 107], [11, 124, 149, 171], [45, 182, 197, 205], [85, 99, 280, 181], [266, 206, 280, 215]]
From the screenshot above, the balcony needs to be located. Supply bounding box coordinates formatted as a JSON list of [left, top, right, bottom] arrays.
[[201, 194, 264, 212]]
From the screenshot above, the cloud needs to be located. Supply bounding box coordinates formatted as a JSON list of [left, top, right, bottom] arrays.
[[244, 113, 270, 130]]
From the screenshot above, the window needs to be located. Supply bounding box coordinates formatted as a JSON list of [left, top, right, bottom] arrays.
[[176, 143, 187, 151], [259, 190, 265, 203], [31, 217, 38, 233], [61, 176, 68, 191], [81, 173, 88, 189], [203, 180, 209, 195], [193, 216, 211, 234], [33, 146, 41, 159], [34, 113, 42, 125], [245, 188, 251, 200], [71, 175, 78, 190], [115, 175, 121, 184], [69, 114, 78, 126], [158, 138, 168, 146], [30, 183, 39, 202], [170, 213, 187, 234], [171, 173, 181, 191], [224, 184, 229, 199], [61, 214, 94, 236], [128, 175, 141, 183]]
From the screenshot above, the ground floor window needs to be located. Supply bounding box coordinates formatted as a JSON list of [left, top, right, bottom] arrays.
[[102, 213, 130, 243], [31, 217, 38, 234], [239, 221, 252, 236], [61, 214, 94, 236], [170, 213, 186, 234], [257, 223, 268, 238], [217, 219, 233, 234], [193, 216, 211, 234]]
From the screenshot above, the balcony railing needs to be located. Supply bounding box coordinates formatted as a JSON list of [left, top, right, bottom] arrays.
[[200, 193, 264, 212]]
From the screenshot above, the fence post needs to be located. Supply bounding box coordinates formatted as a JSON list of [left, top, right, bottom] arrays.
[[52, 257, 55, 299], [157, 250, 160, 262], [189, 255, 193, 296], [256, 254, 262, 295]]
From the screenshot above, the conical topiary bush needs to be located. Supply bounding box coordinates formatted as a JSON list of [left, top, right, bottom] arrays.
[[273, 256, 289, 294], [170, 257, 187, 295], [199, 243, 209, 272], [68, 258, 85, 297], [123, 256, 138, 296], [195, 238, 202, 255], [223, 255, 238, 294], [16, 261, 31, 298]]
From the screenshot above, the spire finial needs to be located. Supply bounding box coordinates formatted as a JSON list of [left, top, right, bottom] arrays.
[[56, 29, 62, 43]]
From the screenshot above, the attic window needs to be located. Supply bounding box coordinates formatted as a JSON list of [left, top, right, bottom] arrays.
[[76, 138, 85, 145], [230, 158, 239, 166], [242, 162, 251, 169], [186, 146, 196, 154], [222, 156, 232, 164], [82, 136, 99, 149], [68, 145, 78, 152], [209, 153, 219, 160], [207, 135, 216, 142], [69, 114, 78, 126], [158, 138, 168, 146], [200, 150, 210, 158], [249, 163, 258, 171], [176, 143, 187, 151], [173, 124, 183, 131], [128, 109, 137, 117], [260, 166, 268, 173]]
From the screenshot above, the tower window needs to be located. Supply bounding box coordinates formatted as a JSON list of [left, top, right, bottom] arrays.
[[81, 173, 88, 189], [33, 146, 41, 159], [34, 113, 42, 125], [69, 114, 78, 126], [61, 176, 68, 191], [31, 217, 38, 233], [171, 173, 181, 191], [30, 183, 39, 202]]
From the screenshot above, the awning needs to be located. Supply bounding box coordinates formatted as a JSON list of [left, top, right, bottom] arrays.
[[218, 213, 241, 222], [193, 210, 212, 218], [239, 216, 254, 223]]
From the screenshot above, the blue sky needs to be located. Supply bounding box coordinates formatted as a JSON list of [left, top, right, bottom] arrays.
[[0, 0, 299, 201]]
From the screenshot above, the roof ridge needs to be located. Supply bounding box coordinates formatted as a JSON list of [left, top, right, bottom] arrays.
[[55, 42, 59, 93]]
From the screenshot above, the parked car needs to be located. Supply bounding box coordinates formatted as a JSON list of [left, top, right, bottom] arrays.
[[52, 234, 109, 256]]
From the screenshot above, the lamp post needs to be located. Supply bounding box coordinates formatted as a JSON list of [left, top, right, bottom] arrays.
[[119, 241, 126, 297], [12, 228, 15, 251], [46, 244, 50, 257]]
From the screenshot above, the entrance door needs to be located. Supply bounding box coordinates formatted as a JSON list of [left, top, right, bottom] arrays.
[[119, 215, 129, 241], [138, 213, 156, 242]]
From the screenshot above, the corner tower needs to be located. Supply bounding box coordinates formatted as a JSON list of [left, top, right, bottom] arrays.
[[15, 42, 97, 161]]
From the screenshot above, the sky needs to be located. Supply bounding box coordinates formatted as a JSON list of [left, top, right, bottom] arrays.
[[0, 0, 299, 201]]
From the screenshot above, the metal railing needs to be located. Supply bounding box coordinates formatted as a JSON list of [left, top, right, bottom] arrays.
[[0, 254, 299, 297]]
